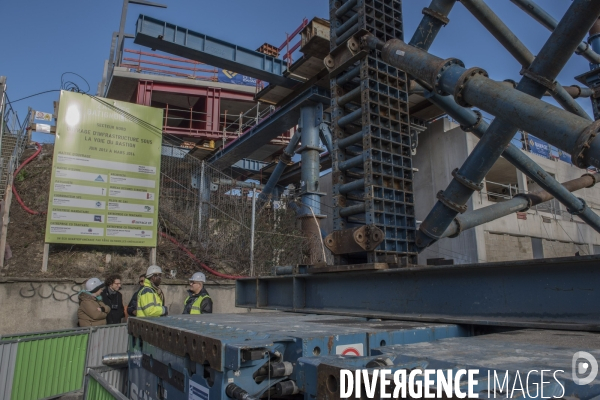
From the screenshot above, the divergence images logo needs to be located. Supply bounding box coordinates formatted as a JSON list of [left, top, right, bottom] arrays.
[[573, 351, 598, 385]]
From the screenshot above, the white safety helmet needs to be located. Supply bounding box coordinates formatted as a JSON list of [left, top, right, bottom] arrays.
[[189, 272, 206, 283], [146, 265, 163, 277], [85, 277, 104, 292]]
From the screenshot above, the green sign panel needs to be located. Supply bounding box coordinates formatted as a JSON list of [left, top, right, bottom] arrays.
[[45, 91, 163, 247]]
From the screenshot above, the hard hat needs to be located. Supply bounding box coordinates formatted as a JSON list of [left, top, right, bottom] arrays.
[[85, 277, 104, 292], [146, 265, 163, 277], [189, 272, 206, 283]]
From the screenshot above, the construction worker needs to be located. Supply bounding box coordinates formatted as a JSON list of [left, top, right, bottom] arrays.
[[137, 265, 168, 317], [78, 277, 109, 327], [127, 273, 147, 317], [183, 272, 212, 315]]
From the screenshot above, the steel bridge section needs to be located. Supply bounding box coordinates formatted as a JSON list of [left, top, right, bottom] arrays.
[[207, 86, 330, 170], [329, 0, 417, 265], [134, 15, 300, 88], [236, 255, 600, 332]]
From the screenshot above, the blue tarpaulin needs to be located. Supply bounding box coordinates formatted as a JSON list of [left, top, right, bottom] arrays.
[[218, 69, 258, 86], [558, 150, 572, 164], [528, 135, 550, 159]]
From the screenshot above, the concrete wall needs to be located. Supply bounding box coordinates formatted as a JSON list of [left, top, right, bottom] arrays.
[[484, 232, 533, 262], [413, 119, 484, 264], [0, 278, 257, 336]]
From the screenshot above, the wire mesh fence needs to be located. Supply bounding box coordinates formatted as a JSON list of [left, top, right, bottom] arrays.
[[159, 148, 310, 276]]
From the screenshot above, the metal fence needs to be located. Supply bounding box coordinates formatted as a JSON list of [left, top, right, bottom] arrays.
[[0, 324, 128, 400], [159, 152, 310, 276]]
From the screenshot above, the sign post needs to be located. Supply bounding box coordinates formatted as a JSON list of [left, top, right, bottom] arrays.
[[44, 91, 162, 255]]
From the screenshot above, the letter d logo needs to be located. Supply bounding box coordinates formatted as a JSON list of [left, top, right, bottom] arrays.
[[572, 351, 598, 385]]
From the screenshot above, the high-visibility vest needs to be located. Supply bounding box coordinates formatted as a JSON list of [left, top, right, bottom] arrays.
[[137, 279, 166, 317], [184, 293, 210, 315]]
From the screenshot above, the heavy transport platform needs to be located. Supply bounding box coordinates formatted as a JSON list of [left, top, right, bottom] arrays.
[[127, 314, 600, 400]]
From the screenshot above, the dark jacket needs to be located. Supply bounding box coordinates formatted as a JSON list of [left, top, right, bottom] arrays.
[[127, 286, 144, 316], [183, 287, 212, 314], [101, 287, 125, 324], [78, 292, 109, 327]]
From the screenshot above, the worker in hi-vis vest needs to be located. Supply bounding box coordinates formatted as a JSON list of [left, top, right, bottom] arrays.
[[183, 272, 212, 315], [137, 265, 168, 317]]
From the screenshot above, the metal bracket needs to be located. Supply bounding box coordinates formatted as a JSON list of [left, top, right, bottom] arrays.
[[451, 168, 483, 191], [573, 119, 600, 168], [459, 110, 483, 133], [513, 193, 533, 212], [422, 7, 450, 26], [520, 67, 557, 92], [454, 67, 489, 107], [437, 190, 468, 213], [434, 58, 465, 95]]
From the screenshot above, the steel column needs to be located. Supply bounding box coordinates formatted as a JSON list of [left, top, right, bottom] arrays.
[[136, 80, 153, 106]]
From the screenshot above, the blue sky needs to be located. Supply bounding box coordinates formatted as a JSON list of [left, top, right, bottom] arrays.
[[1, 1, 594, 143]]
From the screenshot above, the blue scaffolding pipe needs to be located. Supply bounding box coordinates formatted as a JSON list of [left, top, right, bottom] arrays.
[[425, 92, 600, 236], [256, 128, 302, 206], [377, 0, 600, 247], [511, 0, 600, 65], [404, 0, 600, 239], [460, 0, 590, 119]]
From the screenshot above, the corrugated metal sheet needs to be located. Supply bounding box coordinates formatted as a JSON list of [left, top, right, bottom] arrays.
[[85, 369, 128, 400], [86, 324, 128, 368], [10, 332, 89, 400], [0, 341, 18, 400], [98, 368, 128, 394], [1, 327, 87, 341]]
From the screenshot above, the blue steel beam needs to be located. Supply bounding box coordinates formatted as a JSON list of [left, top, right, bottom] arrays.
[[409, 0, 457, 50], [207, 86, 330, 170], [236, 255, 600, 331], [372, 0, 600, 247], [134, 15, 300, 88]]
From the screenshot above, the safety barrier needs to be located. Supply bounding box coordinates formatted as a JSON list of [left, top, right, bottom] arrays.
[[84, 368, 128, 400], [0, 324, 128, 400]]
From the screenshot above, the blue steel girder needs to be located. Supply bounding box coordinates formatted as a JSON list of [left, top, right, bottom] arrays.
[[236, 255, 600, 332], [207, 86, 330, 170], [134, 15, 301, 88]]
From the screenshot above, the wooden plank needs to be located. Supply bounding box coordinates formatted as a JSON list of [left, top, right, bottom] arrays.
[[307, 263, 389, 274], [41, 243, 50, 272], [150, 247, 157, 265]]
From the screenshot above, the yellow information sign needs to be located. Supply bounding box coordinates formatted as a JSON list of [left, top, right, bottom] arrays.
[[45, 91, 163, 247]]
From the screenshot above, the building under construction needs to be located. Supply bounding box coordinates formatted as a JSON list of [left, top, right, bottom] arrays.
[[1, 0, 600, 399]]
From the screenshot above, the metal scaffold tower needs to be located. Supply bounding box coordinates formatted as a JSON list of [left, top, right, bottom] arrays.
[[329, 0, 417, 264]]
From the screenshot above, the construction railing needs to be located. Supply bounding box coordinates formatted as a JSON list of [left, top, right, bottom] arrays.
[[0, 100, 31, 200], [0, 324, 128, 400], [121, 49, 218, 82]]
